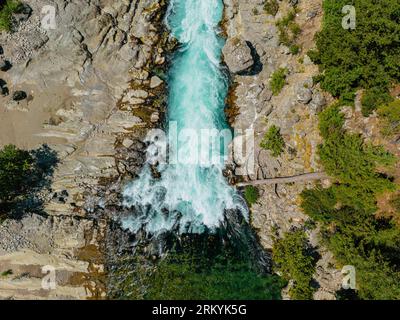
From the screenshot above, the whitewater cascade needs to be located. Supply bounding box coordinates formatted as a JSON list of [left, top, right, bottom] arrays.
[[122, 0, 247, 234]]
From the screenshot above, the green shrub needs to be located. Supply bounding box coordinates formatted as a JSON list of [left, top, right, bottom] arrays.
[[378, 99, 400, 137], [264, 0, 279, 16], [0, 0, 20, 32], [289, 23, 301, 37], [244, 186, 259, 206], [276, 9, 301, 47], [307, 49, 319, 64], [1, 269, 13, 277], [0, 145, 33, 202], [390, 193, 400, 212], [270, 68, 287, 96], [361, 87, 393, 116], [310, 0, 400, 106], [272, 230, 316, 300], [352, 253, 400, 300], [301, 187, 337, 222], [260, 125, 285, 157], [277, 9, 296, 27], [289, 44, 300, 55], [318, 103, 345, 138], [251, 7, 259, 16]]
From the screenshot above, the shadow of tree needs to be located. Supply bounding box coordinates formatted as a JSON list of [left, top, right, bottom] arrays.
[[1, 144, 58, 220]]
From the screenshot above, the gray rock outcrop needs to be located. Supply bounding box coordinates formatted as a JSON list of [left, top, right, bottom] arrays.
[[297, 86, 313, 104], [222, 37, 254, 74], [309, 91, 327, 114]]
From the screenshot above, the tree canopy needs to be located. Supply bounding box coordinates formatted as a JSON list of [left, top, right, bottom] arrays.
[[309, 0, 400, 113]]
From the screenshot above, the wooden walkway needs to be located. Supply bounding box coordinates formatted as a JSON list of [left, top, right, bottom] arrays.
[[236, 172, 328, 187]]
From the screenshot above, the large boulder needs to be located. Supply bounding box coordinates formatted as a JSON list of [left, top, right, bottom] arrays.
[[222, 37, 254, 74], [296, 86, 313, 104], [309, 91, 327, 114]]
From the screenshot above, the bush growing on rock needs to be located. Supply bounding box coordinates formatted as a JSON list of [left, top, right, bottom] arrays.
[[289, 44, 300, 55], [276, 9, 301, 49], [1, 269, 13, 276], [264, 0, 279, 16], [0, 144, 57, 222], [378, 99, 400, 137], [270, 68, 287, 96], [244, 186, 259, 207], [0, 145, 33, 202], [260, 125, 285, 157], [361, 87, 393, 117], [0, 0, 21, 31]]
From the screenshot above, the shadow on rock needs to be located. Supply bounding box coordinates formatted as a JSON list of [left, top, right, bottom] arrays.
[[237, 42, 263, 76]]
